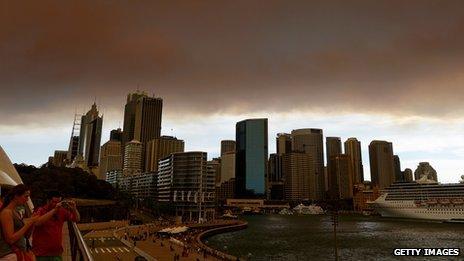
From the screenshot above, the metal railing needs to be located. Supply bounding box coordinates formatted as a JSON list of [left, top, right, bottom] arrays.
[[68, 221, 94, 261]]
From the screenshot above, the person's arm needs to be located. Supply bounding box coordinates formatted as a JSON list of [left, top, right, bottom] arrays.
[[33, 206, 61, 226], [0, 209, 36, 245], [67, 201, 80, 223]]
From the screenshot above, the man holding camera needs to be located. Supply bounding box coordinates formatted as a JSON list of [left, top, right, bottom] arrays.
[[32, 191, 80, 261]]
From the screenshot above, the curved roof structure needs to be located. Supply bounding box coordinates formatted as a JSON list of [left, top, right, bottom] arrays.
[[0, 146, 23, 185], [0, 146, 34, 211]]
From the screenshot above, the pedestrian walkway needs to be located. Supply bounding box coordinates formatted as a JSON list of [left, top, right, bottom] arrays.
[[84, 228, 139, 261], [90, 246, 131, 254], [137, 237, 220, 261]]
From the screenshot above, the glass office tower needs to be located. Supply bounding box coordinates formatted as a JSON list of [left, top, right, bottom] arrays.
[[235, 118, 268, 197]]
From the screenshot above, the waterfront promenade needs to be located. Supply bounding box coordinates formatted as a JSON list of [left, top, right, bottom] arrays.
[[107, 219, 247, 261]]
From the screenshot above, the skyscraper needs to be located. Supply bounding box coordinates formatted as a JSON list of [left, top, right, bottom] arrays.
[[403, 168, 413, 182], [220, 151, 235, 183], [207, 158, 221, 185], [268, 154, 283, 182], [276, 133, 292, 155], [326, 137, 342, 198], [123, 140, 142, 176], [393, 155, 403, 182], [220, 140, 236, 156], [326, 137, 342, 162], [78, 103, 103, 168], [110, 128, 123, 142], [268, 153, 284, 200], [99, 140, 122, 180], [344, 138, 364, 184], [122, 91, 163, 170], [235, 118, 268, 197], [291, 128, 325, 200], [145, 136, 184, 172], [331, 154, 354, 199], [369, 140, 395, 189], [282, 152, 315, 202]]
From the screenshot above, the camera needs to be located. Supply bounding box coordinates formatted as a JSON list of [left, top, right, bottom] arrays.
[[60, 200, 74, 209]]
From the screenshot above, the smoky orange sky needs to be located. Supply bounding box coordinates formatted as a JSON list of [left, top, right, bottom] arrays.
[[2, 0, 464, 125]]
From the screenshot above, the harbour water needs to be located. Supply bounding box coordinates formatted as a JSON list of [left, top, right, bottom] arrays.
[[205, 215, 464, 260]]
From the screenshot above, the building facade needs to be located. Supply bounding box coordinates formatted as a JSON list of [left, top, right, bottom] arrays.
[[282, 152, 315, 202], [110, 128, 123, 142], [157, 152, 215, 221], [276, 133, 292, 156], [268, 153, 283, 200], [326, 137, 342, 198], [106, 169, 123, 187], [78, 103, 103, 168], [53, 150, 68, 167], [207, 159, 221, 185], [393, 155, 403, 182], [216, 178, 235, 205], [220, 151, 235, 184], [353, 182, 380, 212], [129, 172, 157, 200], [331, 154, 354, 199], [67, 136, 79, 163], [123, 140, 142, 176], [99, 140, 122, 180], [220, 140, 236, 156], [344, 138, 364, 184], [291, 128, 325, 200], [122, 91, 163, 170], [235, 119, 268, 198], [369, 140, 395, 189], [145, 136, 184, 172], [403, 168, 413, 182]]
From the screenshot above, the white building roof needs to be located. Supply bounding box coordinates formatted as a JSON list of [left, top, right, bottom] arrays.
[[0, 146, 23, 185]]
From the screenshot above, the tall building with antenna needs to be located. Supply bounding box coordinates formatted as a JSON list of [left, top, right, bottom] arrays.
[[78, 103, 103, 168]]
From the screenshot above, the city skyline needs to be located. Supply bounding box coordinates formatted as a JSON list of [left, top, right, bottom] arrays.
[[1, 101, 463, 183], [2, 1, 464, 183]]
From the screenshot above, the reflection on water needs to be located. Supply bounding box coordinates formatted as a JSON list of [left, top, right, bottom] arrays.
[[206, 215, 464, 260]]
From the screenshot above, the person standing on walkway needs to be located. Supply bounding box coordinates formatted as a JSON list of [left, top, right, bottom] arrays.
[[0, 185, 60, 261], [32, 191, 80, 261], [0, 185, 38, 261]]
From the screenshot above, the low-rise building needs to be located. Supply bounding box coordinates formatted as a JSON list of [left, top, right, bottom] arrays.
[[353, 182, 380, 212]]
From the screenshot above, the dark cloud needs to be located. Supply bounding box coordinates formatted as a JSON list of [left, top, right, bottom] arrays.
[[1, 0, 464, 126]]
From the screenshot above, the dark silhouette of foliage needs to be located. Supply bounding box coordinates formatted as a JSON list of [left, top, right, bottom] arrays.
[[14, 164, 129, 206]]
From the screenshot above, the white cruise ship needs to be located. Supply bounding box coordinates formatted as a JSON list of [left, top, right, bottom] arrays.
[[370, 175, 464, 221]]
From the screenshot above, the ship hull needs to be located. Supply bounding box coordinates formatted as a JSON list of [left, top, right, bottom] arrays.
[[374, 199, 464, 221]]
